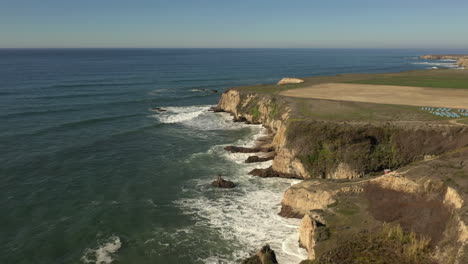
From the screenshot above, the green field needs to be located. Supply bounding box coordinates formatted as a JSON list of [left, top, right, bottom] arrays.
[[236, 69, 468, 95], [344, 69, 468, 89]]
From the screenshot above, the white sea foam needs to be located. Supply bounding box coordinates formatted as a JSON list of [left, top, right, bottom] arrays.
[[147, 89, 167, 96], [175, 124, 307, 264], [81, 236, 122, 264], [153, 105, 257, 131], [154, 105, 209, 124], [411, 61, 463, 69]]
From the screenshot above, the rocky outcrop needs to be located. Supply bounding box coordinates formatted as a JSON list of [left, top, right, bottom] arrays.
[[249, 166, 302, 179], [224, 146, 274, 153], [457, 57, 468, 68], [420, 54, 466, 60], [242, 245, 278, 264], [245, 155, 274, 163], [420, 54, 468, 68], [218, 88, 468, 182], [211, 175, 235, 188], [329, 162, 362, 179], [218, 89, 303, 179], [298, 214, 318, 260], [277, 78, 304, 85], [279, 180, 363, 218]]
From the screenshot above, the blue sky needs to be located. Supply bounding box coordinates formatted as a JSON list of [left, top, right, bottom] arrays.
[[1, 0, 467, 48]]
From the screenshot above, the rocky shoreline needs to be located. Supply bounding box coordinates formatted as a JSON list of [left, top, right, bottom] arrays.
[[420, 54, 468, 68], [216, 79, 468, 263]]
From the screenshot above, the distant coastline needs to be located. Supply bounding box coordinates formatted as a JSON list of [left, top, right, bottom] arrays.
[[421, 54, 468, 68]]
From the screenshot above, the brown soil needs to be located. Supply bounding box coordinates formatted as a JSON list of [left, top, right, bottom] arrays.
[[281, 83, 468, 109]]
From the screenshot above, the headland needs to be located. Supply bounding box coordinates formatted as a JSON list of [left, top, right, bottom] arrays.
[[216, 68, 468, 263]]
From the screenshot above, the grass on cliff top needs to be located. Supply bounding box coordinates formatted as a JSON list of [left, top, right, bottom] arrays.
[[236, 69, 468, 95], [343, 69, 468, 89], [291, 98, 441, 122], [303, 223, 432, 264]]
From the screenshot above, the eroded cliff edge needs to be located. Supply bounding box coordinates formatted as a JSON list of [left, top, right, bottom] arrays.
[[217, 77, 468, 263]]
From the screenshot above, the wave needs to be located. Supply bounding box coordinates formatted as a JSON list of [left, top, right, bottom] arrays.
[[81, 235, 121, 264], [34, 91, 135, 100], [20, 113, 143, 137], [154, 105, 209, 124], [153, 105, 256, 131], [42, 81, 155, 90], [411, 61, 462, 68], [0, 108, 81, 119], [175, 127, 307, 263]]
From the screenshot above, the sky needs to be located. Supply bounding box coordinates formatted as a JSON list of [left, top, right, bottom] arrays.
[[0, 0, 467, 48]]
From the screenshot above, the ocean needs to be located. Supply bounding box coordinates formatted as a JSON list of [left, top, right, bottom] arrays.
[[0, 48, 465, 264]]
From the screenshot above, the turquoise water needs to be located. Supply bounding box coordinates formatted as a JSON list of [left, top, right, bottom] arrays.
[[0, 49, 465, 264]]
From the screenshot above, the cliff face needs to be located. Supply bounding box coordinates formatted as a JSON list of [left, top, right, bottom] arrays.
[[218, 89, 468, 180], [219, 90, 309, 178]]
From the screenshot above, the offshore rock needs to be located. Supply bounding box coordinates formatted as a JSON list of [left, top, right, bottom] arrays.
[[242, 244, 279, 264], [211, 175, 235, 188]]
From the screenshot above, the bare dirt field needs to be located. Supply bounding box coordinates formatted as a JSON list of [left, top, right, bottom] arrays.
[[280, 83, 468, 109]]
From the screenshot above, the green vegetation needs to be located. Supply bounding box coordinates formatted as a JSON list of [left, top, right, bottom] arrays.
[[344, 70, 468, 89], [458, 118, 468, 125], [251, 105, 261, 119], [269, 100, 279, 119], [305, 224, 432, 264], [238, 69, 468, 95], [235, 69, 466, 123], [289, 121, 403, 178]]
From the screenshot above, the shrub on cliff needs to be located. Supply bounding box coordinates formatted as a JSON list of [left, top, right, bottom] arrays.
[[304, 224, 432, 264]]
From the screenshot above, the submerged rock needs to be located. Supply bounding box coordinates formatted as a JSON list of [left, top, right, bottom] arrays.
[[242, 244, 278, 264], [211, 175, 235, 188], [150, 107, 167, 112]]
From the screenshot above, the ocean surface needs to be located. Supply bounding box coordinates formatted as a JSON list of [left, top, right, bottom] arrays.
[[0, 48, 466, 264]]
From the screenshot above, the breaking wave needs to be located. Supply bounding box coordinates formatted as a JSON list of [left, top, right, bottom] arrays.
[[81, 236, 122, 264], [153, 105, 253, 130], [411, 61, 463, 69], [175, 125, 307, 263]]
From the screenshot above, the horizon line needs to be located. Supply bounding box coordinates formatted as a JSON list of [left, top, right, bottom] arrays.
[[1, 47, 468, 50]]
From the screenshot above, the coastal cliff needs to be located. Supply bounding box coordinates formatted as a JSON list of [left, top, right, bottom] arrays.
[[218, 89, 468, 181], [217, 73, 468, 263]]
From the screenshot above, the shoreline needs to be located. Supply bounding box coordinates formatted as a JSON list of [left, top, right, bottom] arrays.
[[420, 54, 468, 68]]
